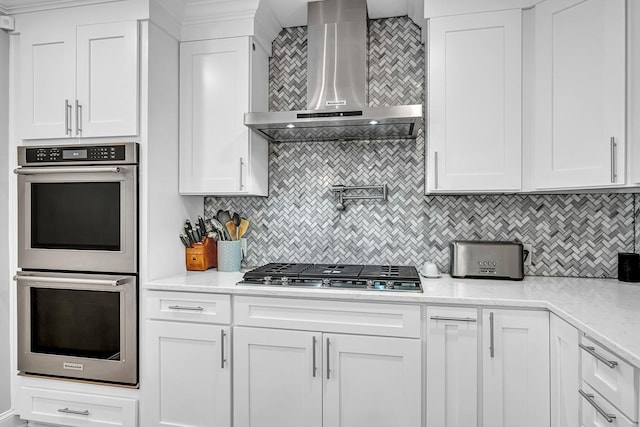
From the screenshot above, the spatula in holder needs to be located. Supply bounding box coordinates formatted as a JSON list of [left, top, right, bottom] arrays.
[[185, 237, 217, 271]]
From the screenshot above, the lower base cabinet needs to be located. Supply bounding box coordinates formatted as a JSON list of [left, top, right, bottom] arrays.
[[550, 314, 580, 427], [233, 326, 422, 427], [482, 309, 550, 427], [145, 321, 231, 427], [425, 306, 479, 427]]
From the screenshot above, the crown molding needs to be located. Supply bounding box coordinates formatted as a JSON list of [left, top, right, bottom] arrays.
[[0, 0, 122, 15]]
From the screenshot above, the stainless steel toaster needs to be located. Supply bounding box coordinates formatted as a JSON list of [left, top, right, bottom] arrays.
[[449, 240, 524, 280]]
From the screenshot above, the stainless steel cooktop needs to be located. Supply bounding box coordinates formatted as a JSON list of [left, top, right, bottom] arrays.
[[238, 263, 422, 292]]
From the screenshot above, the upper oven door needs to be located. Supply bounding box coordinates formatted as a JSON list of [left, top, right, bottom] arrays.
[[16, 164, 137, 273]]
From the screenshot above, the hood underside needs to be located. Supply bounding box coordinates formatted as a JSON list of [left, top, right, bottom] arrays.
[[245, 105, 422, 142], [244, 0, 423, 143]]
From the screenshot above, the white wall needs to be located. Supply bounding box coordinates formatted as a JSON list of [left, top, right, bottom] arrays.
[[0, 28, 11, 415]]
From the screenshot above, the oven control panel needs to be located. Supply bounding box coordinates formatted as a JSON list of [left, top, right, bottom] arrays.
[[25, 145, 127, 163]]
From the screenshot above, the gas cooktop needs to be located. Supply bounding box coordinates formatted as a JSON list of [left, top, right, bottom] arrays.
[[238, 263, 422, 292]]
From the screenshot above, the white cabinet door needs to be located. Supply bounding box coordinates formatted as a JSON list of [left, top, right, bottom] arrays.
[[233, 327, 323, 427], [145, 321, 231, 427], [19, 25, 76, 139], [534, 0, 626, 189], [550, 314, 580, 427], [179, 37, 268, 196], [19, 19, 139, 140], [427, 10, 522, 193], [483, 309, 550, 427], [76, 21, 138, 138], [425, 306, 478, 427], [323, 333, 422, 427]]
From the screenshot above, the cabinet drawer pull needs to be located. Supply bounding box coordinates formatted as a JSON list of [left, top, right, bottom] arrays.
[[239, 157, 244, 190], [76, 100, 82, 136], [579, 389, 616, 423], [430, 316, 476, 322], [326, 337, 331, 380], [580, 343, 618, 369], [168, 305, 204, 311], [58, 407, 90, 416], [489, 312, 495, 358], [610, 137, 616, 183], [221, 329, 226, 368], [65, 99, 72, 135], [434, 151, 439, 189], [312, 336, 317, 377]]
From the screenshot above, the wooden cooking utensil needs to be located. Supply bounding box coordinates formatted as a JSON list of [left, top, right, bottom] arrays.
[[225, 220, 237, 241], [238, 218, 250, 239]]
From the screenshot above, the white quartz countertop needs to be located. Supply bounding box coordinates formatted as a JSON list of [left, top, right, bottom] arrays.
[[144, 270, 640, 368]]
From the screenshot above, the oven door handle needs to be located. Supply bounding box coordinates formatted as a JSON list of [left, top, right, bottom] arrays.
[[14, 166, 122, 175], [14, 275, 128, 287]]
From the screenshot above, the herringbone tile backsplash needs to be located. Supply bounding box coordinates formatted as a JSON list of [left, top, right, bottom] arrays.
[[206, 17, 639, 278]]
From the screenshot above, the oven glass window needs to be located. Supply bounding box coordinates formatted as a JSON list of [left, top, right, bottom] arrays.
[[31, 182, 121, 251], [30, 288, 121, 360]]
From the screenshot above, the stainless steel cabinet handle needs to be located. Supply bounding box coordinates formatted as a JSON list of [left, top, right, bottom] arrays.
[[579, 343, 618, 369], [221, 329, 227, 368], [326, 337, 331, 380], [58, 408, 90, 416], [76, 100, 82, 136], [489, 312, 495, 358], [610, 137, 616, 183], [15, 166, 121, 175], [579, 389, 616, 423], [430, 316, 477, 322], [168, 305, 204, 311], [312, 336, 317, 377], [64, 99, 72, 135], [14, 275, 127, 287], [239, 157, 244, 190], [434, 151, 439, 189]]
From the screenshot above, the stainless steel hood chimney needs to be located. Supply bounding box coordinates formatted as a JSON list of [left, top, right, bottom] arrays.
[[244, 0, 422, 143]]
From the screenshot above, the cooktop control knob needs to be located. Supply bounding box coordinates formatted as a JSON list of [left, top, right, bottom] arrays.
[[366, 280, 375, 289], [263, 276, 272, 285], [322, 279, 331, 287], [385, 281, 395, 290], [281, 277, 290, 286]]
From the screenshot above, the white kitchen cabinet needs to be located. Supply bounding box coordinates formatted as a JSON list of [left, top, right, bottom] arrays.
[[550, 314, 580, 427], [233, 327, 323, 427], [482, 308, 550, 427], [179, 36, 268, 196], [19, 20, 139, 139], [144, 291, 232, 427], [425, 306, 478, 427], [234, 326, 421, 427], [427, 9, 522, 193], [533, 0, 626, 189], [322, 333, 421, 427], [581, 335, 639, 422]]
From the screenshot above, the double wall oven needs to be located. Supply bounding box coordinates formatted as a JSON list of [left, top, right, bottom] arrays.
[[15, 142, 139, 385]]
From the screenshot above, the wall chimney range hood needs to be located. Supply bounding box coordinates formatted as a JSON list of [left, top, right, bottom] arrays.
[[244, 0, 422, 143]]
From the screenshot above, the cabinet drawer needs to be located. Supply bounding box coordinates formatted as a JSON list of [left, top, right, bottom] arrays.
[[234, 296, 421, 338], [581, 382, 636, 427], [146, 291, 231, 324], [16, 387, 137, 427], [581, 336, 639, 421]]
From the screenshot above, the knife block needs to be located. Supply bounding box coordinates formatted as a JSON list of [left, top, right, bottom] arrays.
[[185, 237, 217, 271]]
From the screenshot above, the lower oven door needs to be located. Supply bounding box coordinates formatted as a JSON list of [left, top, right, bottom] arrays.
[[16, 271, 137, 385]]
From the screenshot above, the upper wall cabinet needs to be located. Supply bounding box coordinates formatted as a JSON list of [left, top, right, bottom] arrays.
[[533, 0, 626, 189], [426, 9, 522, 193], [19, 20, 139, 140], [179, 36, 268, 196]]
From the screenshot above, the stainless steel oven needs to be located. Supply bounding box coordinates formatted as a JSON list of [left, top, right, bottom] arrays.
[[16, 271, 137, 385], [15, 143, 138, 274]]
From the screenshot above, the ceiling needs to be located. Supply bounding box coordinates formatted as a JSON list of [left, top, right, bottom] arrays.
[[0, 0, 419, 27]]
